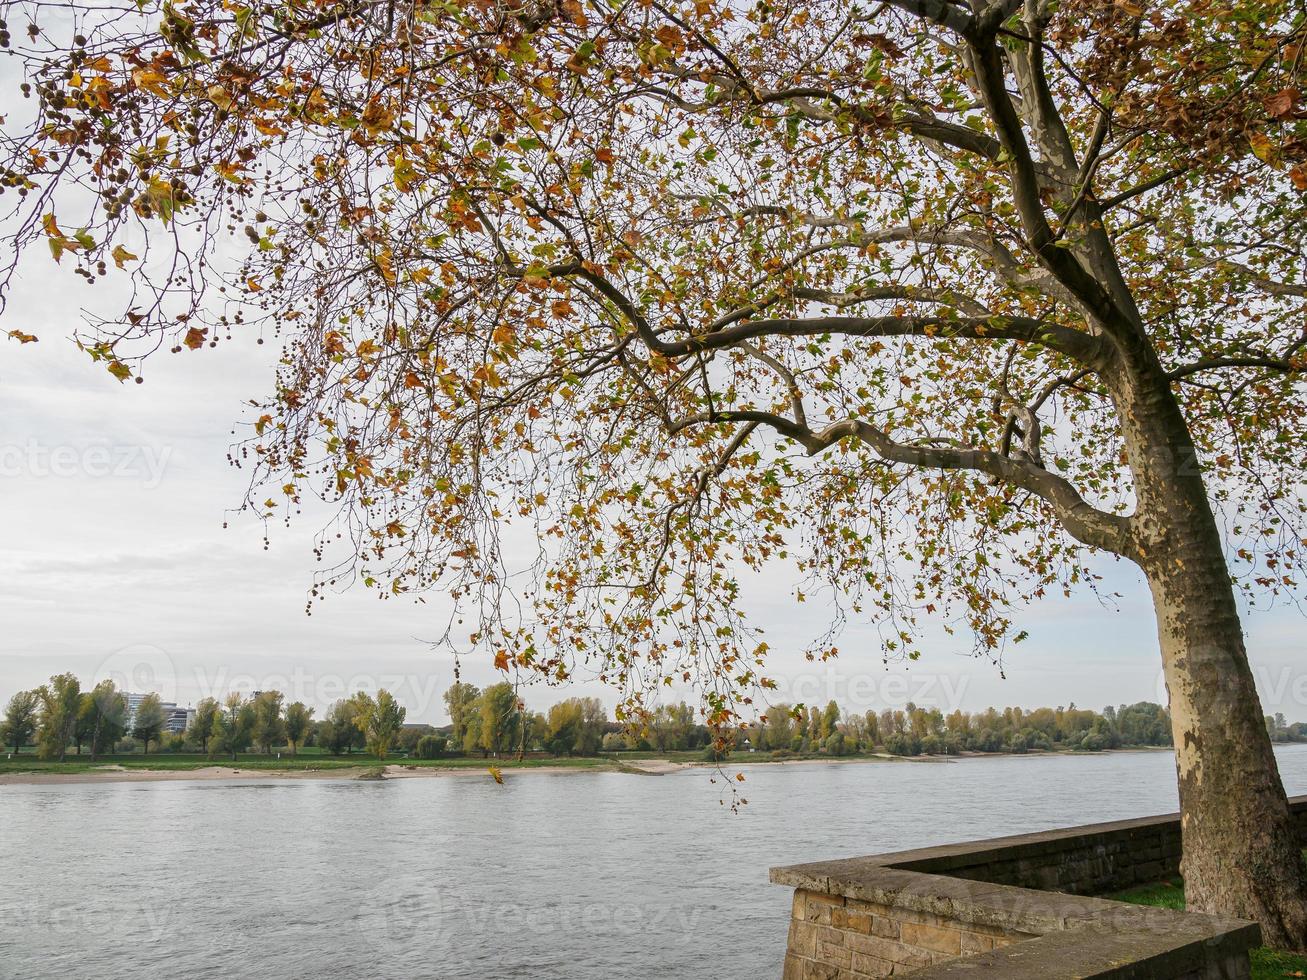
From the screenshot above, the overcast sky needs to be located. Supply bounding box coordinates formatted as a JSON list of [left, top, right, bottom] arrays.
[[3, 252, 1305, 727]]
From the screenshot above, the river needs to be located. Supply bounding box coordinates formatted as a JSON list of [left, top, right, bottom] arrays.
[[5, 746, 1307, 979]]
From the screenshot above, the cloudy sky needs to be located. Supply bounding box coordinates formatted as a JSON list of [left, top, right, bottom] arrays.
[[2, 249, 1305, 727]]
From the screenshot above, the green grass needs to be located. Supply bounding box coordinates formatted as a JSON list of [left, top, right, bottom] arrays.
[[1112, 878, 1307, 979], [1110, 879, 1187, 911]]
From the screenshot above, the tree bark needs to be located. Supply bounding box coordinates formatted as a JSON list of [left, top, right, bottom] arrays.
[[1117, 351, 1307, 949], [1146, 540, 1307, 949]]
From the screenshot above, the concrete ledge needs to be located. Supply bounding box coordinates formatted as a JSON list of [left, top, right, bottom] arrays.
[[769, 795, 1307, 979]]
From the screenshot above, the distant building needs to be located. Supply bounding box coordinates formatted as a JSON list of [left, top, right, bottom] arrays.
[[123, 693, 195, 735], [122, 692, 149, 730], [163, 706, 194, 735]]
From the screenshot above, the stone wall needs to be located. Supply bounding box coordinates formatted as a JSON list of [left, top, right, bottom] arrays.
[[770, 793, 1307, 979], [785, 887, 1035, 978]]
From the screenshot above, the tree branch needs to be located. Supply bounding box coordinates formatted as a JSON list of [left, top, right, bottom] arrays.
[[668, 410, 1132, 554], [544, 261, 1104, 365]]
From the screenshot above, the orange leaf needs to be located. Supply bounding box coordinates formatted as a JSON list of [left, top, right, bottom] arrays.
[[183, 327, 208, 350], [493, 650, 510, 671], [1265, 88, 1299, 121], [6, 330, 38, 344]]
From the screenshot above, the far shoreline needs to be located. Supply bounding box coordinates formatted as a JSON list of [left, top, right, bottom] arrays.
[[0, 744, 1218, 787]]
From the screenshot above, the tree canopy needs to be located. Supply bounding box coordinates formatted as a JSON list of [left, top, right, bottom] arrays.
[[3, 0, 1307, 937], [3, 0, 1304, 726]]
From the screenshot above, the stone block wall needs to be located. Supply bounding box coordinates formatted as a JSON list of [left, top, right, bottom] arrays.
[[784, 888, 1034, 979], [768, 792, 1307, 979]]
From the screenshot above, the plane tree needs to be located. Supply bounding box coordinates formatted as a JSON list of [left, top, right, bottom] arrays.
[[2, 0, 1306, 944]]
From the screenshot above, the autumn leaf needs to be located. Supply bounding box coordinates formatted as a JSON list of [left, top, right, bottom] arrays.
[[182, 326, 208, 350], [131, 68, 172, 97], [1249, 131, 1278, 165], [106, 360, 131, 382], [111, 245, 138, 269], [494, 650, 511, 671], [6, 330, 38, 344], [561, 0, 588, 26], [145, 176, 179, 223], [488, 766, 504, 784], [1264, 88, 1299, 121], [206, 84, 233, 110]]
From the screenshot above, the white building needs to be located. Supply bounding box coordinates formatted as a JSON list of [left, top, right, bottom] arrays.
[[123, 693, 195, 735]]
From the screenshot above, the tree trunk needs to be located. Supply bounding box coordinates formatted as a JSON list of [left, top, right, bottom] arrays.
[[1117, 350, 1307, 949], [1145, 543, 1307, 949]]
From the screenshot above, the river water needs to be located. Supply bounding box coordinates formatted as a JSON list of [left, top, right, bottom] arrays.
[[5, 746, 1307, 980]]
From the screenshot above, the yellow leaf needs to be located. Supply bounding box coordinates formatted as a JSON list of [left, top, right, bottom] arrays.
[[131, 68, 172, 97], [111, 245, 138, 269], [6, 330, 39, 344], [488, 766, 504, 784], [206, 85, 233, 110]]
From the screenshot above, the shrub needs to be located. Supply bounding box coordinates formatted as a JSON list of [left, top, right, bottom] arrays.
[[885, 733, 922, 756], [414, 735, 447, 759], [162, 733, 188, 753]]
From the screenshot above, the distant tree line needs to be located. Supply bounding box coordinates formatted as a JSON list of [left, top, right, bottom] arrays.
[[752, 701, 1189, 757], [0, 675, 402, 761], [0, 674, 179, 761], [8, 674, 1306, 765]]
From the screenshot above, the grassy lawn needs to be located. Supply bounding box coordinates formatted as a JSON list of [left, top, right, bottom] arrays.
[[1111, 879, 1307, 979], [0, 751, 616, 775]]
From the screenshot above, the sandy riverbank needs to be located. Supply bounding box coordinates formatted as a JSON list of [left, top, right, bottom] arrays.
[[0, 761, 626, 786], [0, 745, 1178, 786], [0, 765, 384, 786]]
